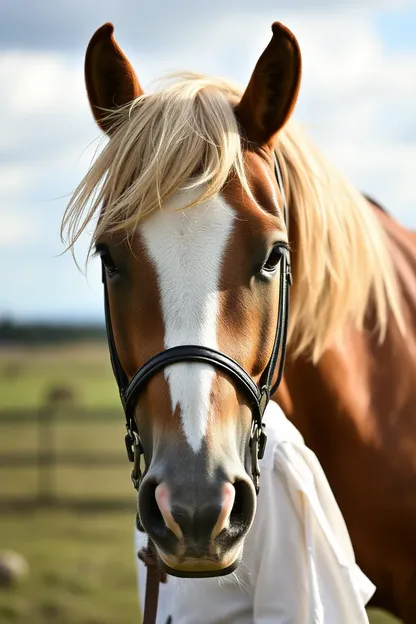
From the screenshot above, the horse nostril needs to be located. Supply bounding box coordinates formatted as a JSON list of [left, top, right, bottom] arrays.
[[139, 479, 164, 536], [229, 480, 256, 538], [139, 479, 183, 558], [155, 483, 184, 541]]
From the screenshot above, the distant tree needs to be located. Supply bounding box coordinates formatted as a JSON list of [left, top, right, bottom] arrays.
[[0, 318, 106, 345]]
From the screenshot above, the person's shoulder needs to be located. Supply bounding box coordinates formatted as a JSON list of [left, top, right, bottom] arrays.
[[259, 401, 305, 470]]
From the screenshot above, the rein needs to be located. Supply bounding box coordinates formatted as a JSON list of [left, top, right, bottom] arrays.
[[101, 153, 291, 624]]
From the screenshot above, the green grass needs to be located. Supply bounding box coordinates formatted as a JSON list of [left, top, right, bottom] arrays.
[[0, 509, 140, 624], [0, 343, 120, 410], [0, 343, 402, 623], [370, 612, 401, 624]]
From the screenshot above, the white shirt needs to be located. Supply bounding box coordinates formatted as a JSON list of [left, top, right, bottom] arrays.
[[134, 401, 375, 623]]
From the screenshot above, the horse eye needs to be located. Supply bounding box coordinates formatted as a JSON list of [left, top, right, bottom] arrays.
[[97, 246, 119, 276], [262, 245, 283, 274]]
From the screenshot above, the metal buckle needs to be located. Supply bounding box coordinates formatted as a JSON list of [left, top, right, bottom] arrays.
[[258, 424, 267, 460], [125, 430, 135, 463], [249, 421, 268, 493], [259, 386, 270, 416], [130, 431, 143, 490]]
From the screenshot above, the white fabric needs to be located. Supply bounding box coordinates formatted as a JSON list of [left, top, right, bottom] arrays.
[[134, 401, 375, 623]]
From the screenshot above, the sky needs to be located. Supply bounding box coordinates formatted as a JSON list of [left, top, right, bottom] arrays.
[[1, 1, 415, 323]]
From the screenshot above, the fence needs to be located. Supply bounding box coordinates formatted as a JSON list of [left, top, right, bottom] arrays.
[[0, 404, 135, 510]]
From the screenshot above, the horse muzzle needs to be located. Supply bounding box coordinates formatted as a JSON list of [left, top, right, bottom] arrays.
[[137, 475, 256, 577]]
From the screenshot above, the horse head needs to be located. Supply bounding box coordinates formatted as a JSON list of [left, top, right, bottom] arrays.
[[68, 21, 301, 576]]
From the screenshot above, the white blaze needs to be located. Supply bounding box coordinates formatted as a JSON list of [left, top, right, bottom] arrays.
[[141, 190, 234, 453]]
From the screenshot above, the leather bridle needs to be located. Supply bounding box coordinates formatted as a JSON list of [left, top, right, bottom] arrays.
[[101, 153, 291, 624]]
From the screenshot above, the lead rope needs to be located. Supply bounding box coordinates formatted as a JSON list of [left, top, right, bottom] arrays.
[[129, 431, 166, 624], [138, 538, 167, 624]]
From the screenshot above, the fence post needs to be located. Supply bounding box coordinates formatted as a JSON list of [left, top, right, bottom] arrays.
[[37, 401, 56, 505]]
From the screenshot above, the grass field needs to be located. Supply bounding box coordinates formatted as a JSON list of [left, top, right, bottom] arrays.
[[0, 343, 401, 623], [0, 343, 120, 410], [0, 509, 140, 624]]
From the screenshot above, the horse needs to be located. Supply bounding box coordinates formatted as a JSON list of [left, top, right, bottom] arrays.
[[61, 21, 416, 622]]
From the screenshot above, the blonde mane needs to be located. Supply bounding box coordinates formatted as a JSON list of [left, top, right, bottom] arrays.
[[62, 73, 249, 251], [276, 124, 404, 359], [61, 72, 403, 361]]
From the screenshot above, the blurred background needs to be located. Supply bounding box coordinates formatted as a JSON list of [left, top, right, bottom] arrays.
[[0, 1, 414, 623]]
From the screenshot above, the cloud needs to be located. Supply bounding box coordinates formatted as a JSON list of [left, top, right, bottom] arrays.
[[0, 214, 40, 247], [1, 0, 415, 52], [0, 50, 94, 162]]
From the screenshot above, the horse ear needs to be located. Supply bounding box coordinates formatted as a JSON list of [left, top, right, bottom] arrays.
[[235, 22, 302, 145], [85, 23, 143, 134]]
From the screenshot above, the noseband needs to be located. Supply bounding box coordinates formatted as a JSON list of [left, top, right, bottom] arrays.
[[102, 153, 291, 494]]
